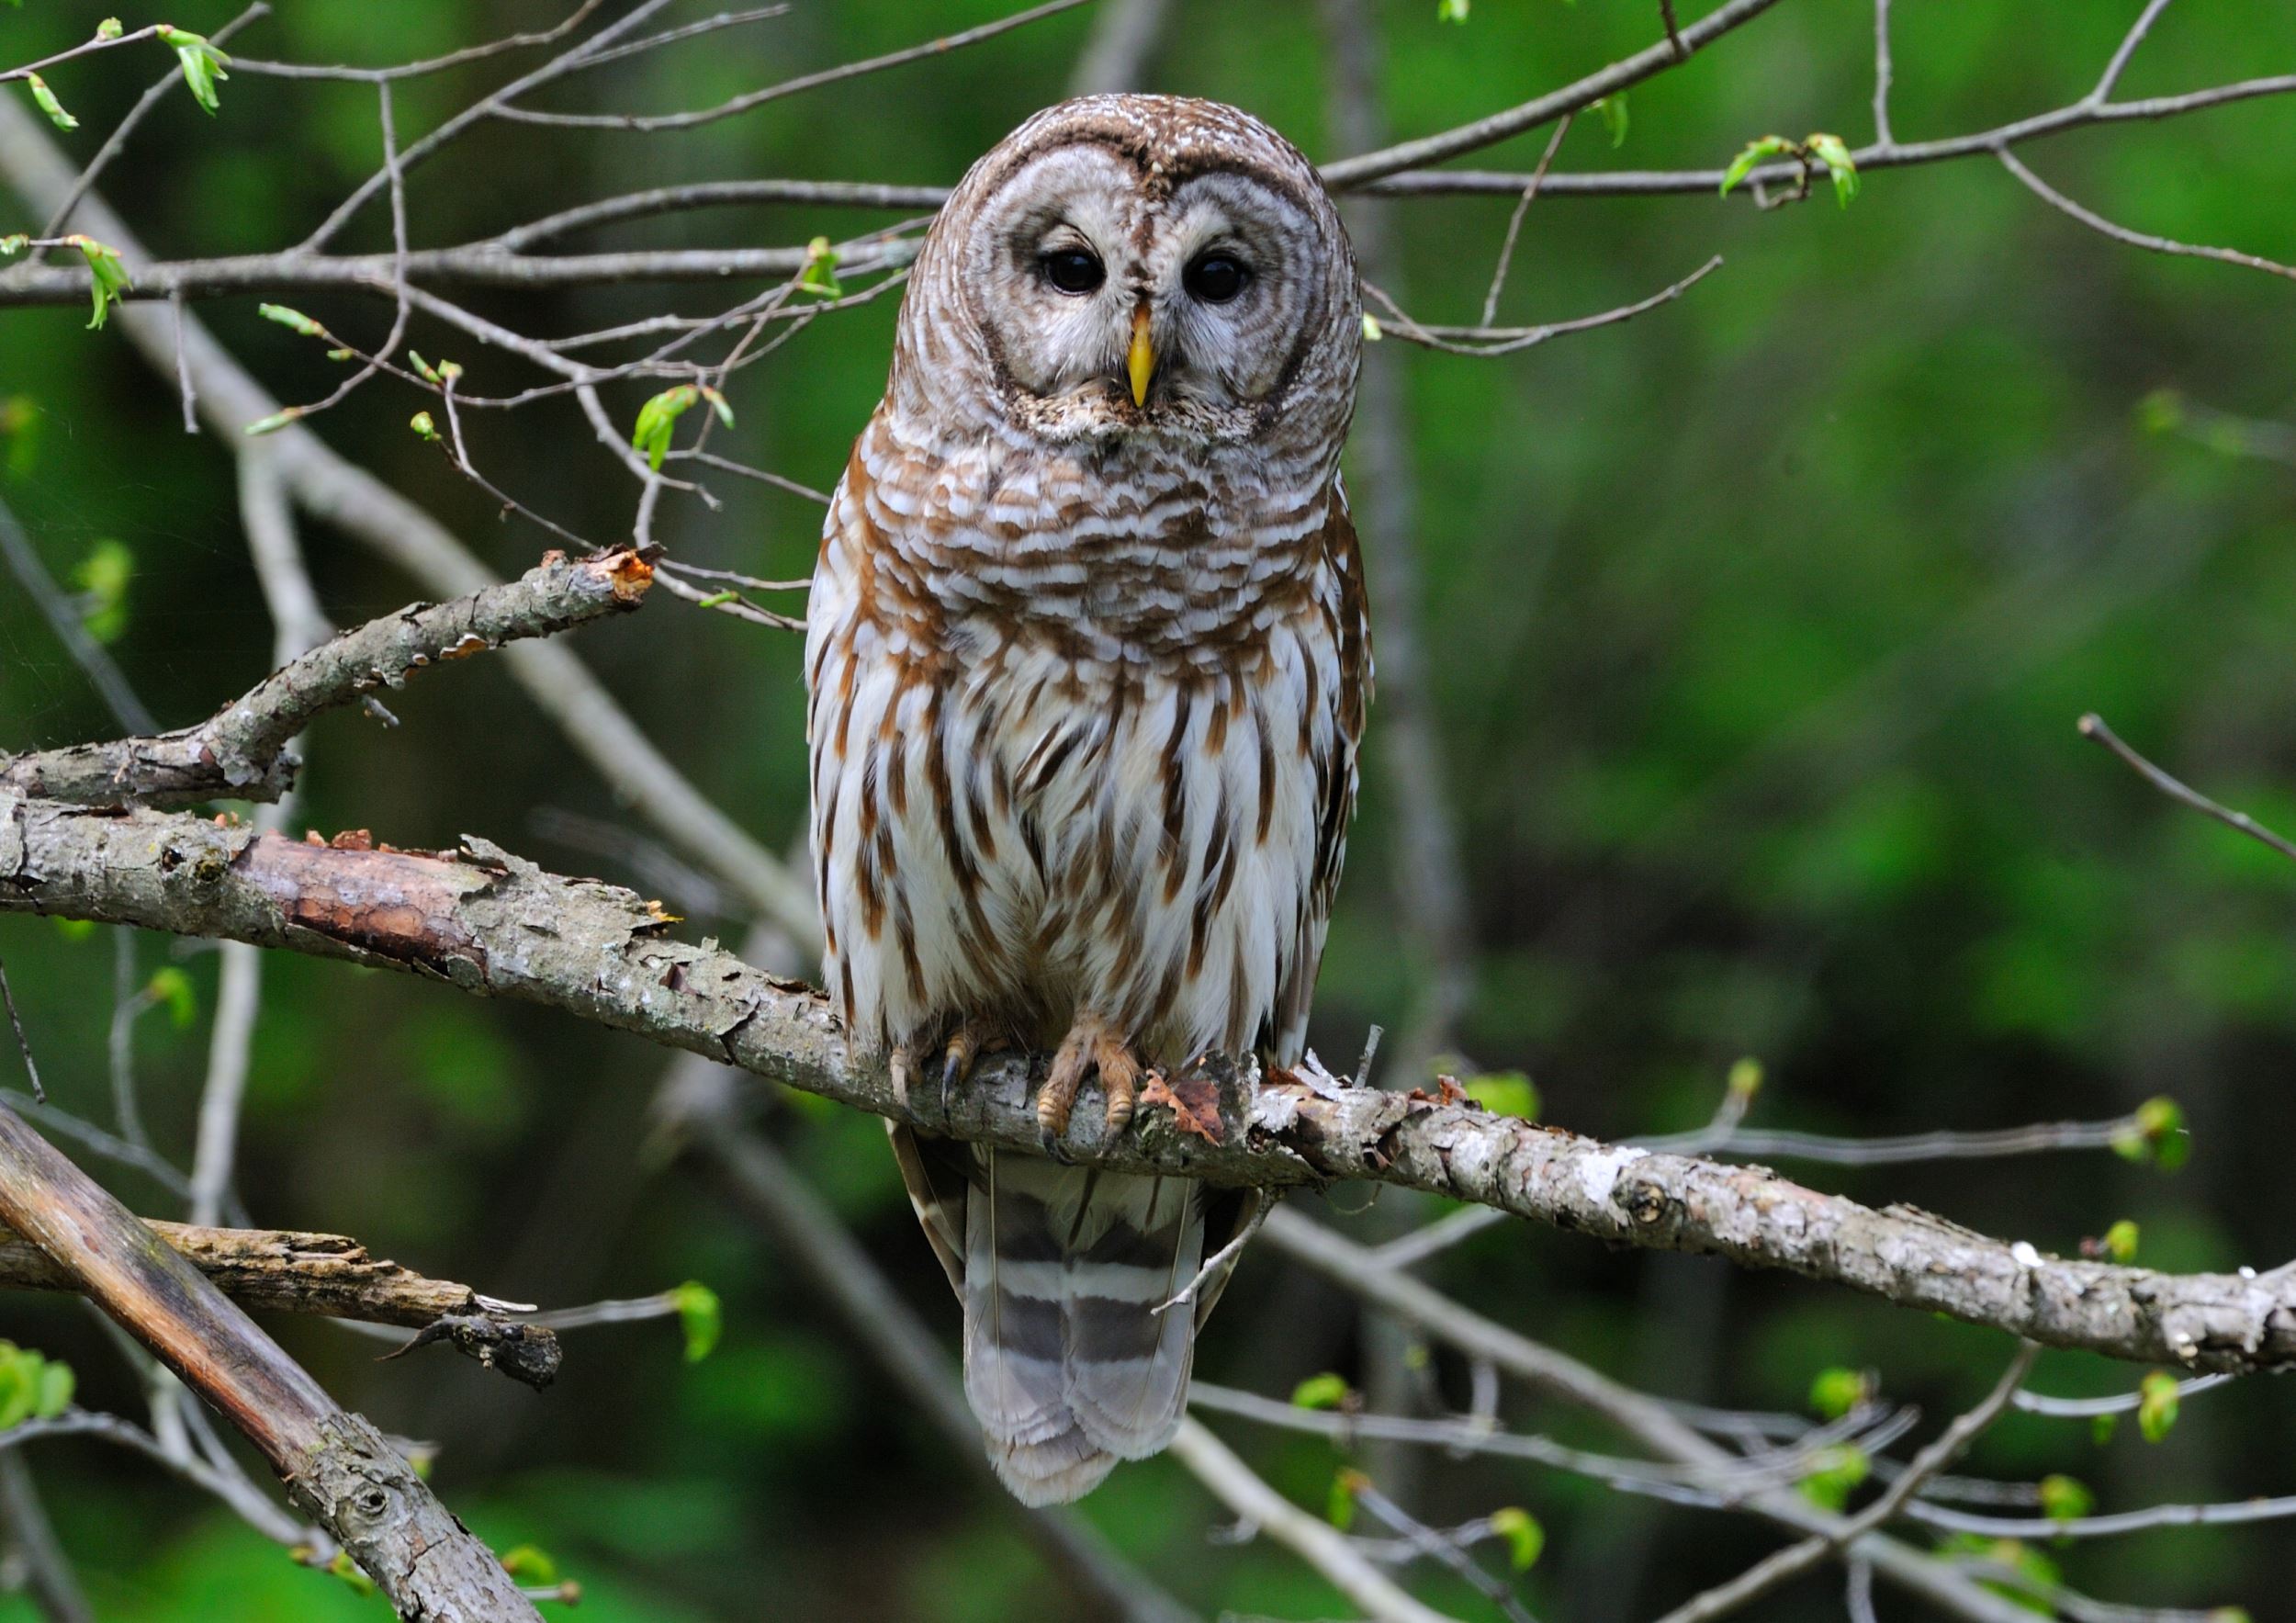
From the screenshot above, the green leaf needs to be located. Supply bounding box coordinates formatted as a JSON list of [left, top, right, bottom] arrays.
[[2137, 1371, 2179, 1443], [631, 386, 700, 471], [1797, 1444, 1869, 1512], [258, 303, 324, 337], [0, 1347, 32, 1431], [674, 1281, 721, 1363], [242, 409, 303, 437], [1806, 132, 1860, 208], [321, 1551, 375, 1596], [1486, 1506, 1544, 1571], [26, 73, 79, 131], [2089, 1412, 2117, 1447], [1360, 312, 1383, 343], [2038, 1474, 2093, 1523], [159, 28, 230, 115], [2113, 1097, 2189, 1171], [96, 18, 125, 40], [1719, 135, 1795, 197], [71, 236, 130, 330], [700, 386, 735, 430], [0, 235, 25, 257], [797, 236, 843, 298], [1326, 1468, 1367, 1530], [32, 1357, 73, 1420], [409, 411, 439, 441], [1726, 1055, 1763, 1104], [1465, 1070, 1538, 1120], [1290, 1371, 1350, 1410], [2100, 1220, 2139, 1263], [1807, 1367, 1869, 1421], [1590, 94, 1627, 149], [1436, 0, 1469, 20], [146, 966, 196, 1028], [51, 917, 97, 943], [499, 1545, 558, 1585], [71, 537, 132, 643]]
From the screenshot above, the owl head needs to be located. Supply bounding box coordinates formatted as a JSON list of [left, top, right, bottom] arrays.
[[890, 95, 1361, 459]]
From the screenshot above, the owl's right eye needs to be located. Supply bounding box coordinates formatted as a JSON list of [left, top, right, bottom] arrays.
[[1040, 248, 1106, 295]]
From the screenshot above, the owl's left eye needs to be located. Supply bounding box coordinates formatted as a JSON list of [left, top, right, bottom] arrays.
[[1183, 251, 1251, 304], [1040, 248, 1106, 295]]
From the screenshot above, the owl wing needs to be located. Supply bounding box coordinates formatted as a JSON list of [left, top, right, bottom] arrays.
[[1269, 492, 1372, 1068]]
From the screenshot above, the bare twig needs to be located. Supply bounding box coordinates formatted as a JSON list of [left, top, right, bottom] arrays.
[[1366, 255, 1723, 356], [0, 1452, 90, 1623], [1655, 1343, 2041, 1622], [0, 494, 154, 736], [1870, 0, 1895, 144], [1479, 116, 1571, 329], [1998, 146, 2296, 283], [494, 0, 1097, 131], [1170, 1420, 1457, 1623], [0, 957, 41, 1106], [2079, 713, 2296, 862]]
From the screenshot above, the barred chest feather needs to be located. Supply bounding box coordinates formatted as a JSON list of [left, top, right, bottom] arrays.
[[805, 406, 1367, 1069]]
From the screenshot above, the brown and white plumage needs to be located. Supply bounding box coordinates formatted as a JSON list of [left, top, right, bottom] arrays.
[[805, 95, 1367, 1504]]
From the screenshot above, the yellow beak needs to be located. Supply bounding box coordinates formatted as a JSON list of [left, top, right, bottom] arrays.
[[1126, 305, 1155, 407]]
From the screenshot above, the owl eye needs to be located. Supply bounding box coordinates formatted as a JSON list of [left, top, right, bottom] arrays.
[[1183, 251, 1250, 304], [1040, 248, 1106, 295]]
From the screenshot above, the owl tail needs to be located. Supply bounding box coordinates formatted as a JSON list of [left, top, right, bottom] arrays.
[[961, 1149, 1204, 1505]]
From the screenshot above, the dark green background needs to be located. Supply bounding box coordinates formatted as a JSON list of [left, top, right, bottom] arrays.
[[3, 0, 2294, 1617]]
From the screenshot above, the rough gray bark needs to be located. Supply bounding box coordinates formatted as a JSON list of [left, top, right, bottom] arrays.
[[5, 788, 2290, 1376], [0, 548, 654, 809], [0, 1104, 540, 1621]]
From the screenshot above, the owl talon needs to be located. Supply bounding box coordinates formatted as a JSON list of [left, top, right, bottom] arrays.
[[938, 1020, 1006, 1121]]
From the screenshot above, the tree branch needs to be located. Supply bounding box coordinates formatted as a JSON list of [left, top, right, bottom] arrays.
[[3, 785, 2288, 1377], [0, 1104, 539, 1618], [0, 547, 653, 810]]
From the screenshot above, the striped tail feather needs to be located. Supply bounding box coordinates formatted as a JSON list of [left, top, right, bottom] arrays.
[[962, 1150, 1205, 1505]]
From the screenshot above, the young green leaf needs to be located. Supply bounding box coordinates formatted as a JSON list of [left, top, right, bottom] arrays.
[[0, 234, 26, 258], [1591, 94, 1628, 149], [700, 386, 735, 429], [158, 28, 230, 115], [1726, 1055, 1763, 1104], [2100, 1220, 2139, 1263], [2136, 1371, 2179, 1442], [1807, 1366, 1870, 1421], [674, 1280, 721, 1362], [70, 236, 130, 330], [1360, 312, 1383, 343], [1326, 1468, 1369, 1530], [1806, 132, 1860, 208], [32, 1357, 73, 1420], [1437, 0, 1469, 20], [26, 73, 79, 131], [2038, 1474, 2094, 1523], [258, 303, 325, 338], [1466, 1071, 1538, 1121], [147, 966, 197, 1028], [631, 385, 701, 471], [1719, 135, 1795, 197], [797, 236, 843, 298], [96, 17, 125, 39], [321, 1551, 376, 1596], [499, 1545, 559, 1585], [409, 411, 439, 442], [51, 918, 98, 943], [72, 538, 133, 643], [1797, 1444, 1869, 1512], [1290, 1371, 1351, 1411], [2089, 1412, 2117, 1447], [242, 409, 304, 437], [1486, 1506, 1545, 1571]]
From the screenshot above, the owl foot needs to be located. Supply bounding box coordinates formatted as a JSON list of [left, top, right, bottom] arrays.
[[939, 1019, 1008, 1117], [1037, 1013, 1143, 1164]]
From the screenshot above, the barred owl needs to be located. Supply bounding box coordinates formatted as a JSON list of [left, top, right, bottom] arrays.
[[805, 95, 1368, 1505]]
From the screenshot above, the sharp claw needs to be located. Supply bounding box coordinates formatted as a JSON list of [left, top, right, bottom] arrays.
[[940, 1049, 964, 1117], [1040, 1126, 1073, 1166]]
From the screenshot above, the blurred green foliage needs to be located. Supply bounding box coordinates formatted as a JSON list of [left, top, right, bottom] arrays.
[[2, 0, 2295, 1617]]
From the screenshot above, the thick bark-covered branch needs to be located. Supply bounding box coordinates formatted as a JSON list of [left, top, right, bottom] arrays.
[[0, 548, 653, 810], [5, 793, 2290, 1377], [0, 1218, 562, 1390], [0, 1104, 539, 1620]]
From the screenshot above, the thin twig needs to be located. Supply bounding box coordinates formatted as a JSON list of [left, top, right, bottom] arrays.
[[2079, 713, 2296, 862], [1479, 115, 1570, 329], [1998, 147, 2296, 283], [0, 956, 41, 1105]]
